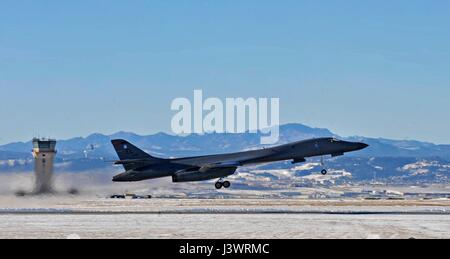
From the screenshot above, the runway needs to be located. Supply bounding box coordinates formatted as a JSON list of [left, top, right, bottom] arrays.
[[0, 198, 449, 239], [0, 208, 449, 215]]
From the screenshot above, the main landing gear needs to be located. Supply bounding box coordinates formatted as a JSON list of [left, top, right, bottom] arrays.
[[215, 179, 231, 190], [320, 156, 328, 175]]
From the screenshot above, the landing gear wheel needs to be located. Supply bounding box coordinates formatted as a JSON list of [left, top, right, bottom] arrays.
[[222, 181, 231, 189], [321, 169, 328, 175], [215, 182, 223, 190]]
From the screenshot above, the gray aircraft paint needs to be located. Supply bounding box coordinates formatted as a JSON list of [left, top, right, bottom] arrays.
[[111, 138, 368, 187]]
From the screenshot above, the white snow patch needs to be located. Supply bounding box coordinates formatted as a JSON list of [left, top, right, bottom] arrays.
[[294, 163, 320, 171]]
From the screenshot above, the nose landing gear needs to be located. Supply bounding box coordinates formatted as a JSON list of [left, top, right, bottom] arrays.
[[320, 156, 328, 175], [215, 179, 231, 189]]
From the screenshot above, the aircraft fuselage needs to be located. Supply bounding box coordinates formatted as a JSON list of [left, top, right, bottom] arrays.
[[112, 138, 368, 184]]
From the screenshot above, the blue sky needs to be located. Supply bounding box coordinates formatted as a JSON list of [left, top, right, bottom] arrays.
[[1, 0, 449, 144]]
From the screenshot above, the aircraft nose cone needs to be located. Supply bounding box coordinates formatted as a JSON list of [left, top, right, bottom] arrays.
[[356, 142, 369, 150]]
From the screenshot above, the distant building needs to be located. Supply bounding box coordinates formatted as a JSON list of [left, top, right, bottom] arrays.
[[32, 138, 57, 194]]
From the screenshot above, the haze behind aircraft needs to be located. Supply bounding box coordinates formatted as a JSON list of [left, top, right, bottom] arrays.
[[111, 138, 368, 189]]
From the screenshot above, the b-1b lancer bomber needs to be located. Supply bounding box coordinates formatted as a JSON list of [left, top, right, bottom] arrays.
[[111, 138, 368, 189]]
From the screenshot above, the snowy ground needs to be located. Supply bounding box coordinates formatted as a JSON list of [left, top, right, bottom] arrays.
[[1, 214, 449, 239], [0, 197, 449, 239]]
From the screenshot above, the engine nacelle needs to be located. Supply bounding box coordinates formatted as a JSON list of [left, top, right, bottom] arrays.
[[172, 167, 237, 183]]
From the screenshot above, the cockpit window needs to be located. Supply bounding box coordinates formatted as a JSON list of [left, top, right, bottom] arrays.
[[330, 138, 341, 143]]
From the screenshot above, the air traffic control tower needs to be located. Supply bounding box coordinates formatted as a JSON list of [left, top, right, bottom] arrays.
[[32, 138, 57, 194]]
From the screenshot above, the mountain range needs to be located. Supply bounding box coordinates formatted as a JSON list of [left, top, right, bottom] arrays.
[[0, 123, 449, 183]]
